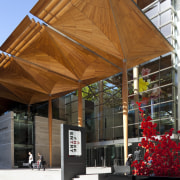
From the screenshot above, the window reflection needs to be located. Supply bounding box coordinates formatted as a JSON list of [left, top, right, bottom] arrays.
[[160, 102, 174, 119], [14, 123, 33, 145], [160, 10, 171, 25], [160, 118, 174, 134], [58, 54, 176, 142], [114, 127, 123, 139]]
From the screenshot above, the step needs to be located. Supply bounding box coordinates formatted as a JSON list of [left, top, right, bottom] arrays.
[[86, 167, 111, 174], [77, 174, 99, 180]]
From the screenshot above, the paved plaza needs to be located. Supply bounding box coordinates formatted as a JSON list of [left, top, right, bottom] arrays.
[[0, 168, 61, 180], [0, 167, 111, 180]]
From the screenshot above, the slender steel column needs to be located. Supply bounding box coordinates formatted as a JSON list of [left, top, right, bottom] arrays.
[[78, 84, 83, 127], [48, 96, 52, 167], [122, 59, 128, 165]]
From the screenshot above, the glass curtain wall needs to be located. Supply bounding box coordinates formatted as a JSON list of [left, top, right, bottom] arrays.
[[32, 97, 66, 121], [63, 53, 176, 142]]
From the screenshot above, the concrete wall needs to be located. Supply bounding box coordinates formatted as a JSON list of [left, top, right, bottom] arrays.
[[34, 116, 65, 167], [0, 112, 14, 169]]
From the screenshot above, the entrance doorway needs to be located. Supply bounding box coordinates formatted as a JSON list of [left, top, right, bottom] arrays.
[[87, 144, 124, 167]]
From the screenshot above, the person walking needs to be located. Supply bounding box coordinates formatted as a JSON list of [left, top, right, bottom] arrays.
[[126, 154, 133, 166], [28, 152, 33, 169], [37, 152, 45, 171], [126, 154, 133, 175], [134, 147, 142, 163]]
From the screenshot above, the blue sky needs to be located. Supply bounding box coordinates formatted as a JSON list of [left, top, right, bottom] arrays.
[[0, 0, 38, 47]]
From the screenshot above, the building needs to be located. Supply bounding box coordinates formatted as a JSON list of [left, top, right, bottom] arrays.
[[0, 0, 179, 168]]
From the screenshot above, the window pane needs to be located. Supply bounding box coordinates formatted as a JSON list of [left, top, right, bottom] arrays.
[[114, 127, 123, 139], [129, 95, 139, 110], [128, 124, 139, 138], [160, 10, 171, 25], [160, 85, 173, 102], [128, 110, 139, 124], [160, 0, 171, 11], [160, 55, 172, 69], [128, 81, 134, 96], [151, 17, 158, 27], [145, 3, 158, 18], [160, 102, 173, 119], [161, 24, 171, 37], [160, 118, 174, 134], [140, 104, 160, 120], [146, 72, 160, 90], [160, 69, 172, 86], [14, 122, 33, 145], [114, 113, 123, 126], [104, 127, 113, 140], [139, 59, 159, 75], [128, 69, 133, 81]]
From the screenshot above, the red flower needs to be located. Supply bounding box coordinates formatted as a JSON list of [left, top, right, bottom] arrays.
[[131, 101, 180, 177]]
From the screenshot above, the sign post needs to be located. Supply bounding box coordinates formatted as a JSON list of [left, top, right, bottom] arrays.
[[61, 124, 86, 180]]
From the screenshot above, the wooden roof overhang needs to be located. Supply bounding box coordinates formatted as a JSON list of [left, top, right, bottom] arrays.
[[0, 52, 75, 104], [0, 16, 122, 105], [30, 0, 173, 67], [0, 0, 174, 106]]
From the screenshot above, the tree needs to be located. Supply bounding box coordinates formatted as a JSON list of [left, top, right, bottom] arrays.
[[131, 102, 180, 177]]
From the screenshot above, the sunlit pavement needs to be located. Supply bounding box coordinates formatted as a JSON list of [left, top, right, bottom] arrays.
[[0, 167, 111, 180], [0, 168, 61, 180]]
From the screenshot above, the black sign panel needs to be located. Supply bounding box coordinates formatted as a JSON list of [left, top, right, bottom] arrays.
[[61, 124, 86, 180]]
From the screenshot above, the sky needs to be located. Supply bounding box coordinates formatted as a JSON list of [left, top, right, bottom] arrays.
[[0, 0, 39, 48]]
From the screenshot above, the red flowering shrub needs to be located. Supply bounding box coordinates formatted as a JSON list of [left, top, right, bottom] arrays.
[[131, 102, 180, 177]]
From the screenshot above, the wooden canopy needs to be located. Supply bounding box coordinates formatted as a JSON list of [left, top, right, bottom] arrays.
[[0, 52, 75, 104], [0, 16, 121, 104], [30, 0, 173, 66], [0, 0, 173, 105], [0, 0, 173, 167]]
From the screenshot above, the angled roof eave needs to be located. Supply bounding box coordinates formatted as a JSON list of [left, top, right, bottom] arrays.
[[30, 0, 174, 69]]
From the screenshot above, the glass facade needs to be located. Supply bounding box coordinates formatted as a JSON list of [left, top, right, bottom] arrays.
[[86, 143, 145, 167], [14, 112, 34, 167], [61, 55, 176, 142]]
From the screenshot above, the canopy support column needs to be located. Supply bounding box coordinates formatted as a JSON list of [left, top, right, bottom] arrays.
[[133, 66, 139, 136], [122, 59, 128, 165], [78, 84, 83, 127], [48, 96, 52, 167]]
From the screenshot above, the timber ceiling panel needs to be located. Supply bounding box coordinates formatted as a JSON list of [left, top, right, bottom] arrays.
[[1, 16, 121, 85], [0, 0, 173, 107], [30, 0, 173, 69], [0, 53, 77, 104]]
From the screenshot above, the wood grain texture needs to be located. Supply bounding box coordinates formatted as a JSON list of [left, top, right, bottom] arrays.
[[0, 0, 173, 105], [0, 0, 174, 167], [30, 0, 173, 68]]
